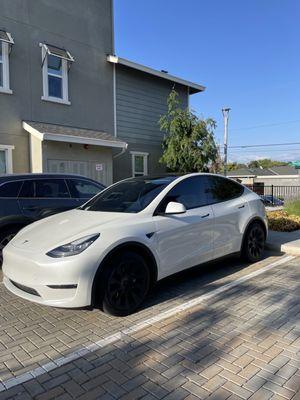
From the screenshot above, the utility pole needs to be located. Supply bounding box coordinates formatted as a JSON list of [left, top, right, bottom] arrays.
[[222, 107, 231, 176]]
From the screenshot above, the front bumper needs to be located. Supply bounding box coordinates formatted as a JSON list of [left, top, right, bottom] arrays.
[[2, 243, 101, 308]]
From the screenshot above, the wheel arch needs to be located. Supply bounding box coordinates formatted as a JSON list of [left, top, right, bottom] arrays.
[[241, 216, 267, 251], [91, 241, 158, 306]]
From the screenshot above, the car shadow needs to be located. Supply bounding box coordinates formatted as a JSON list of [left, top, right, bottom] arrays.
[[140, 250, 283, 311]]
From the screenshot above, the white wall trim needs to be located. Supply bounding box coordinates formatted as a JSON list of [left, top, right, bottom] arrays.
[[0, 42, 12, 93], [130, 151, 149, 156], [41, 45, 70, 104], [23, 122, 44, 141], [23, 122, 127, 149], [41, 96, 71, 105], [43, 133, 126, 148], [131, 151, 149, 177], [0, 144, 15, 173], [107, 55, 206, 94]]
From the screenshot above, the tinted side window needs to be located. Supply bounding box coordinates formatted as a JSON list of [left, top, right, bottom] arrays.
[[19, 179, 70, 198], [19, 180, 35, 198], [206, 176, 244, 204], [158, 176, 208, 212], [0, 181, 22, 197], [35, 179, 69, 198], [68, 179, 103, 199]]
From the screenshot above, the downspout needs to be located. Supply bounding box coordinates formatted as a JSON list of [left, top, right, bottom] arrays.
[[111, 0, 117, 137], [113, 62, 117, 137], [113, 143, 128, 159]]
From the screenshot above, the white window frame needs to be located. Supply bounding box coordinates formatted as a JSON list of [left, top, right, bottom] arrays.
[[40, 44, 71, 105], [0, 41, 12, 94], [0, 145, 14, 174], [131, 151, 148, 177]]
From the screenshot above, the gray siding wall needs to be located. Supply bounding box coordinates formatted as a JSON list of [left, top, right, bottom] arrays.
[[0, 0, 114, 173], [114, 65, 189, 181], [116, 65, 188, 145]]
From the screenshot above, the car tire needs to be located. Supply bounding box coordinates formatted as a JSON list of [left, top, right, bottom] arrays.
[[98, 250, 151, 317], [0, 226, 20, 267], [242, 222, 265, 263]]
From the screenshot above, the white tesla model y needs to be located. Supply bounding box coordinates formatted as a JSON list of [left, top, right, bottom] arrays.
[[2, 173, 267, 316]]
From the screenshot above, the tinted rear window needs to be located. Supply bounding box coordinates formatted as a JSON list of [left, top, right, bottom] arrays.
[[206, 176, 244, 203], [0, 181, 22, 197]]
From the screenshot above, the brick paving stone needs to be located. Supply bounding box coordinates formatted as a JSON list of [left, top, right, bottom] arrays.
[[284, 374, 300, 392], [248, 387, 273, 400], [182, 381, 210, 398], [243, 375, 267, 392], [207, 387, 232, 399], [223, 381, 253, 399], [263, 381, 295, 399], [0, 255, 299, 400], [202, 375, 227, 393], [277, 364, 298, 380]]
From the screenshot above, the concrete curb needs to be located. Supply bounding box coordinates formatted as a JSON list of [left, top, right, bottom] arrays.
[[266, 229, 300, 256]]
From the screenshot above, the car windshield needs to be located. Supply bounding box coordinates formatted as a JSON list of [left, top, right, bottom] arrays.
[[81, 176, 178, 213]]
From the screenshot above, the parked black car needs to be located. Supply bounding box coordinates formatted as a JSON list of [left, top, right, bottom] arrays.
[[0, 174, 105, 265], [260, 195, 284, 206]]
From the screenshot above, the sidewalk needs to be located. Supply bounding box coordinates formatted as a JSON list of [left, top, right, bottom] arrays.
[[266, 229, 300, 255]]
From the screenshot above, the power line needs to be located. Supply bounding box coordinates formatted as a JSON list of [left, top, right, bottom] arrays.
[[229, 148, 300, 153], [220, 142, 300, 149], [215, 118, 300, 133]]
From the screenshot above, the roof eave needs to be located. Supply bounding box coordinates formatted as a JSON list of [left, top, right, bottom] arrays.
[[107, 55, 205, 94]]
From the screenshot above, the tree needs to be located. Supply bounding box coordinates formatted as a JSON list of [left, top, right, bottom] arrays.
[[227, 162, 247, 171], [159, 90, 218, 173], [248, 159, 288, 169]]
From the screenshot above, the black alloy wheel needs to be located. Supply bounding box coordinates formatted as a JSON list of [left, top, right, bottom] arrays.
[[243, 222, 265, 262], [101, 251, 150, 316]]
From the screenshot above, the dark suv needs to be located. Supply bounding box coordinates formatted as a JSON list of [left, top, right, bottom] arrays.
[[0, 174, 105, 264]]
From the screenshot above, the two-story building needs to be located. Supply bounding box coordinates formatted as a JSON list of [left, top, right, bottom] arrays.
[[0, 0, 204, 185]]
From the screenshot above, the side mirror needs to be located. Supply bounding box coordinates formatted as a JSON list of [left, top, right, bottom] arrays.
[[164, 201, 186, 215]]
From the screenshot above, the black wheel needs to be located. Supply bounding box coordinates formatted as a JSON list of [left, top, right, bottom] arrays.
[[0, 226, 20, 267], [242, 222, 265, 263], [98, 251, 150, 316]]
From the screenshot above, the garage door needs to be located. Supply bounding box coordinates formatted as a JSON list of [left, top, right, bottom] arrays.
[[47, 159, 109, 185]]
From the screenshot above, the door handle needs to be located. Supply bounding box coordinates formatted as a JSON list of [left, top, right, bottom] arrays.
[[201, 213, 210, 218], [238, 205, 245, 209]]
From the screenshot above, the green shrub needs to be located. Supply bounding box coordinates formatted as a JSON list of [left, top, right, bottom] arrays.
[[284, 200, 300, 217]]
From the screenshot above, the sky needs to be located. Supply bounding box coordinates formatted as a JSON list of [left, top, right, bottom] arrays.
[[114, 0, 300, 163]]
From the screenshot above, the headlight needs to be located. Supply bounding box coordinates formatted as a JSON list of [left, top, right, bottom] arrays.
[[46, 234, 100, 258]]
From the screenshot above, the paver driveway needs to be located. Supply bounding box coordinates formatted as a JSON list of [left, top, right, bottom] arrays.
[[0, 252, 299, 399]]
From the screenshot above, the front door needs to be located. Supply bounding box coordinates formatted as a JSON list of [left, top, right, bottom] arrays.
[[153, 176, 214, 279]]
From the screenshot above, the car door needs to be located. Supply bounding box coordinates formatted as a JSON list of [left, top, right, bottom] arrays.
[[67, 178, 105, 206], [205, 176, 249, 259], [18, 178, 77, 220], [153, 176, 214, 278]]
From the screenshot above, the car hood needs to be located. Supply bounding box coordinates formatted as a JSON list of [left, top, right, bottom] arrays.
[[10, 209, 133, 252]]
